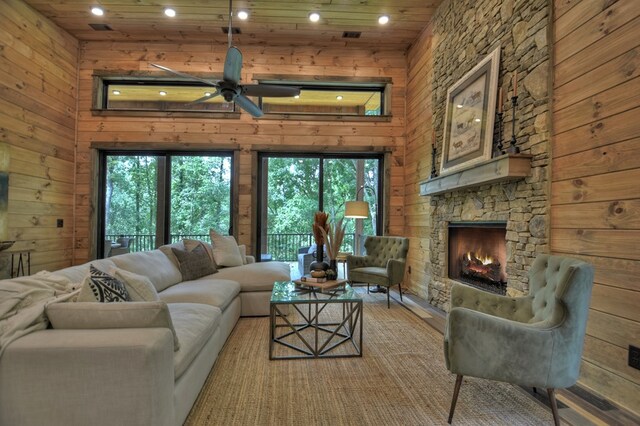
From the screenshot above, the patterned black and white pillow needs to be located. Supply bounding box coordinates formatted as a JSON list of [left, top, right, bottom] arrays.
[[84, 265, 131, 302]]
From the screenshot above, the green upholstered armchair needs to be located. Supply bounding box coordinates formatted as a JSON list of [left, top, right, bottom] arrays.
[[346, 236, 409, 308], [444, 254, 594, 425]]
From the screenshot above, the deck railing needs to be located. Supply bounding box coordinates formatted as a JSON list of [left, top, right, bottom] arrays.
[[106, 232, 355, 262]]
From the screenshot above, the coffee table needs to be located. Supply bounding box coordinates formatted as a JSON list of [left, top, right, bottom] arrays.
[[269, 280, 363, 360]]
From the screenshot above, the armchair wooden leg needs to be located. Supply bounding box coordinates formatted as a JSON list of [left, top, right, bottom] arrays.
[[387, 289, 390, 308], [367, 283, 370, 294], [398, 282, 403, 302], [448, 374, 463, 424], [547, 388, 560, 426]]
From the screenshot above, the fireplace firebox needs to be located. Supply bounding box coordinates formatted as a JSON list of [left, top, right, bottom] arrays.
[[448, 222, 507, 294]]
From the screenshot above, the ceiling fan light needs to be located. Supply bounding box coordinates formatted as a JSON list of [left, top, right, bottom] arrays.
[[294, 95, 300, 99], [204, 92, 212, 96], [164, 8, 176, 18], [112, 90, 121, 95], [378, 15, 390, 25], [336, 95, 343, 100], [91, 7, 104, 16], [309, 12, 320, 22], [237, 10, 249, 20], [159, 91, 167, 96]]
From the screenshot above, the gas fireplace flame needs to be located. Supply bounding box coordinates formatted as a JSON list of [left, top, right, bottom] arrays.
[[465, 251, 495, 265]]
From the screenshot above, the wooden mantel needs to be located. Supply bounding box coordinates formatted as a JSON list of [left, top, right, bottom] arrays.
[[419, 154, 532, 196]]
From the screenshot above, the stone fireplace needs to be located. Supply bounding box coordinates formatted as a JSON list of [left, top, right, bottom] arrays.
[[448, 222, 507, 295]]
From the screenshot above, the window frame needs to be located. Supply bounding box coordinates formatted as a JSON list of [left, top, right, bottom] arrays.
[[91, 71, 241, 119], [97, 150, 236, 258], [253, 75, 393, 121]]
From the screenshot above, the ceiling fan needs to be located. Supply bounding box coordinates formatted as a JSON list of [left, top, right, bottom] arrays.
[[151, 0, 300, 117]]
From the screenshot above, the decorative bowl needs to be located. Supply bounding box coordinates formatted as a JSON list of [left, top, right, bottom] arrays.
[[0, 240, 15, 252]]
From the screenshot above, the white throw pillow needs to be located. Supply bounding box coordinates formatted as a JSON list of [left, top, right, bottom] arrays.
[[209, 229, 244, 267], [238, 244, 248, 264], [110, 267, 160, 302]]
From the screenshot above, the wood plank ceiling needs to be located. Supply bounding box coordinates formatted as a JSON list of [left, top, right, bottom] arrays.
[[23, 0, 442, 49]]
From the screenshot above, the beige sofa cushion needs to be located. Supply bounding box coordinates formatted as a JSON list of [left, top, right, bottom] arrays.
[[159, 278, 240, 311], [168, 303, 221, 379], [111, 249, 182, 292], [214, 261, 291, 292], [46, 301, 180, 351]]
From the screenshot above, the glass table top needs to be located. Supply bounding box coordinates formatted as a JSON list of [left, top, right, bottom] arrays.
[[271, 281, 362, 304]]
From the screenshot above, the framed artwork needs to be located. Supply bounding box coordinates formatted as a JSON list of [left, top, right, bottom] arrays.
[[440, 47, 500, 174]]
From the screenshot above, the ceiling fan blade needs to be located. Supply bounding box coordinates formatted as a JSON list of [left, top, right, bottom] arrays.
[[223, 47, 243, 84], [150, 63, 218, 87], [187, 90, 221, 105], [234, 94, 263, 118], [242, 84, 301, 98]]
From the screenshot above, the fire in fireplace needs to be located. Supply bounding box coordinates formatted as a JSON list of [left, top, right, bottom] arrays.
[[448, 222, 507, 294]]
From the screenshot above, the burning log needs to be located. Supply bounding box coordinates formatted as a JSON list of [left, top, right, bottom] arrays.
[[461, 251, 502, 283]]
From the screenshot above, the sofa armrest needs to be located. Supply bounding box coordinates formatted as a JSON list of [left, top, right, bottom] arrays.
[[386, 258, 406, 285], [245, 255, 255, 264], [0, 328, 175, 426]]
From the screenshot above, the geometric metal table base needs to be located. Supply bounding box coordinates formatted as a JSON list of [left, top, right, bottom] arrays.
[[269, 282, 363, 360]]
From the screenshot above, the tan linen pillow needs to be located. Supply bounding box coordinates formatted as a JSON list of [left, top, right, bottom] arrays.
[[110, 267, 160, 302], [209, 229, 244, 267], [77, 265, 132, 303], [46, 301, 179, 351], [158, 241, 185, 267]]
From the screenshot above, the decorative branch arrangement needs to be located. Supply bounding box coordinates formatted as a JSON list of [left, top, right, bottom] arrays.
[[312, 211, 330, 247], [320, 217, 346, 261]]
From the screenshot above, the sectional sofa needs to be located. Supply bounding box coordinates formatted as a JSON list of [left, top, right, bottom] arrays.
[[0, 243, 290, 426]]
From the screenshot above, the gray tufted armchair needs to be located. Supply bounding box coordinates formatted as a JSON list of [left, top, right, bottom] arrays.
[[444, 254, 594, 426], [346, 236, 409, 308]]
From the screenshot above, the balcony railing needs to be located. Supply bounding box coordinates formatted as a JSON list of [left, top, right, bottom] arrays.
[[106, 232, 355, 262]]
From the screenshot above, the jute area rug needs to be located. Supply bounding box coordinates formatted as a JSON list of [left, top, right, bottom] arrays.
[[185, 289, 555, 425]]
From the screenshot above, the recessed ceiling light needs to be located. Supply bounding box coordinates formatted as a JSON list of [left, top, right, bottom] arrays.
[[112, 90, 121, 95], [91, 7, 104, 16], [474, 118, 481, 122], [237, 10, 249, 20], [336, 95, 343, 100], [378, 15, 390, 25], [164, 8, 176, 17], [159, 91, 167, 96], [309, 12, 320, 22], [456, 104, 463, 108], [294, 95, 300, 99]]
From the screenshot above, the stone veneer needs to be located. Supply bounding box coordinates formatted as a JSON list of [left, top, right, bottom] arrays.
[[426, 0, 551, 310]]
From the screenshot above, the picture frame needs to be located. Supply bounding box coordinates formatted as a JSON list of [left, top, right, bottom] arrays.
[[440, 46, 500, 174]]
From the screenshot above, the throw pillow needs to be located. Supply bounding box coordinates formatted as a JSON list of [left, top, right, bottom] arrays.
[[110, 267, 160, 302], [46, 301, 180, 351], [238, 244, 248, 264], [183, 238, 217, 267], [77, 265, 131, 303], [171, 244, 217, 281], [209, 228, 244, 267], [159, 241, 185, 267]]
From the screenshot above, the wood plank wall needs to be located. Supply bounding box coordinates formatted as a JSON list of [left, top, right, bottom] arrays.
[[404, 25, 434, 299], [0, 0, 78, 275], [74, 42, 407, 264], [551, 0, 640, 415]]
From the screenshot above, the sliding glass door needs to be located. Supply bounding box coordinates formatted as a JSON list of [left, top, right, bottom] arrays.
[[257, 154, 382, 264], [100, 151, 232, 258]]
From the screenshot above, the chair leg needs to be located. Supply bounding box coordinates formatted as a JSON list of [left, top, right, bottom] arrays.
[[387, 289, 390, 308], [448, 374, 463, 424], [367, 283, 370, 294], [547, 388, 560, 426], [398, 282, 403, 302]]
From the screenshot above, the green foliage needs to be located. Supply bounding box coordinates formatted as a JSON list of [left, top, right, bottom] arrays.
[[105, 155, 231, 241]]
